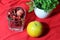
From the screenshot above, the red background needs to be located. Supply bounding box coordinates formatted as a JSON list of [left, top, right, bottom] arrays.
[[0, 0, 60, 40]]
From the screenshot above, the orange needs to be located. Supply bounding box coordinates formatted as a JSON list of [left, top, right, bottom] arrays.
[[27, 21, 42, 37]]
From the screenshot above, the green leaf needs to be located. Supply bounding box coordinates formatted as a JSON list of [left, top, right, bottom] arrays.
[[26, 2, 33, 5], [28, 6, 34, 12], [27, 0, 59, 13]]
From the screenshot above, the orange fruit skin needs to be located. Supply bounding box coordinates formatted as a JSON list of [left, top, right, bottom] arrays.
[[27, 21, 42, 37]]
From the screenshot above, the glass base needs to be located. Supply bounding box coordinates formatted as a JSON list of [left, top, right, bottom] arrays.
[[9, 26, 24, 32]]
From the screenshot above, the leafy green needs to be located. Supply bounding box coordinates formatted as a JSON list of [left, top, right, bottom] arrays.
[[26, 2, 34, 12], [27, 0, 59, 12]]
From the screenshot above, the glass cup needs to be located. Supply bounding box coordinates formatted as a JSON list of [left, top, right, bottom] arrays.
[[7, 7, 26, 32]]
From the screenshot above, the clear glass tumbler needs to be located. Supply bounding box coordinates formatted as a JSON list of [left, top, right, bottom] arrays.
[[7, 7, 26, 32]]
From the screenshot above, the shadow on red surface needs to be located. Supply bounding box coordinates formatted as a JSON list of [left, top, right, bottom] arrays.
[[40, 22, 50, 37]]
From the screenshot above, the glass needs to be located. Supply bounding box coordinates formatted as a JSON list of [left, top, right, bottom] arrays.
[[7, 7, 26, 32]]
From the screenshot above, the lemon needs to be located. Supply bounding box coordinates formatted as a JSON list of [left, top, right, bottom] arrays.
[[27, 21, 42, 37]]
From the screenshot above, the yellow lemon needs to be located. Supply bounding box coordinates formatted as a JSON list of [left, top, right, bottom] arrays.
[[27, 21, 42, 37]]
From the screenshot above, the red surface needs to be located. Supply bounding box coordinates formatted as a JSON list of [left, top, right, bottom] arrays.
[[0, 0, 60, 40]]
